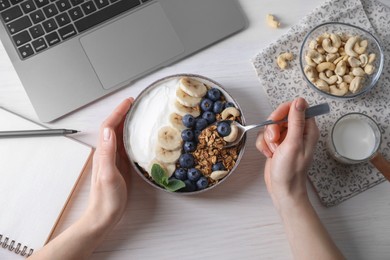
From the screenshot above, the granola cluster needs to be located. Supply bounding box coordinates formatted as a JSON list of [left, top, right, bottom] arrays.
[[192, 125, 239, 183]]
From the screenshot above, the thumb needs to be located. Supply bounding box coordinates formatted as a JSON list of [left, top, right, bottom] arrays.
[[286, 98, 308, 141], [97, 127, 117, 168]]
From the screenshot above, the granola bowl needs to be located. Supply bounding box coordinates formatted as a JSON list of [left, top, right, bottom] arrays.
[[123, 74, 246, 194], [300, 22, 384, 99]]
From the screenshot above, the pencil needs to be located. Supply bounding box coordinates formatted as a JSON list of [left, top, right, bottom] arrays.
[[0, 129, 79, 138]]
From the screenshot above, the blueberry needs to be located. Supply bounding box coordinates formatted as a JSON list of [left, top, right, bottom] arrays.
[[207, 88, 221, 101], [183, 141, 196, 153], [179, 153, 195, 168], [213, 101, 224, 114], [200, 98, 214, 112], [182, 114, 195, 128], [224, 102, 235, 109], [182, 180, 196, 192], [194, 129, 201, 142], [174, 168, 187, 181], [196, 177, 209, 190], [202, 111, 216, 124], [217, 121, 231, 137], [212, 162, 225, 171], [181, 129, 194, 141], [195, 118, 208, 131], [187, 168, 201, 182]]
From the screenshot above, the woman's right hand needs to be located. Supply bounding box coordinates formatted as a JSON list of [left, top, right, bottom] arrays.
[[255, 98, 319, 209]]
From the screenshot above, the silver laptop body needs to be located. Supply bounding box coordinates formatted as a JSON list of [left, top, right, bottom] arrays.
[[0, 0, 246, 122]]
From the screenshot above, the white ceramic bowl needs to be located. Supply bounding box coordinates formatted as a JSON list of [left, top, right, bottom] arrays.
[[123, 74, 246, 194]]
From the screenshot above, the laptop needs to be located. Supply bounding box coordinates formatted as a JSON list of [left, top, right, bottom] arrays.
[[0, 0, 246, 122]]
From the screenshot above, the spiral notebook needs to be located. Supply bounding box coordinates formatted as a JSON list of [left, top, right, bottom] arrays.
[[0, 107, 92, 258]]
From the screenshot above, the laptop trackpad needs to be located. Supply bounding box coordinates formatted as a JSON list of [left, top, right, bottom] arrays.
[[80, 3, 184, 89]]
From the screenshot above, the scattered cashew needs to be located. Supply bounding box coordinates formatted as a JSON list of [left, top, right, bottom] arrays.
[[223, 125, 238, 142], [277, 52, 294, 69], [353, 39, 368, 54], [349, 76, 365, 93], [316, 62, 335, 72], [344, 36, 360, 57], [266, 14, 280, 28], [210, 170, 229, 181], [330, 82, 348, 96], [221, 107, 240, 120]]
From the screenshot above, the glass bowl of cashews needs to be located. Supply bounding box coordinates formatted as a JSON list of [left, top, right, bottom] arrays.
[[123, 74, 246, 194], [300, 22, 384, 99]]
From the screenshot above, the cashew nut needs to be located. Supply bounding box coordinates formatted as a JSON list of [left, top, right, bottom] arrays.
[[210, 170, 229, 181], [349, 76, 365, 93], [352, 67, 365, 77], [277, 52, 294, 69], [330, 82, 349, 96], [316, 62, 335, 72], [317, 46, 326, 54], [344, 36, 360, 57], [319, 72, 338, 85], [326, 53, 340, 62], [343, 74, 355, 84], [221, 107, 240, 120], [348, 57, 361, 68], [359, 54, 369, 67], [353, 39, 368, 54], [304, 65, 318, 81], [335, 60, 347, 76], [309, 40, 319, 50], [333, 56, 344, 65], [305, 50, 324, 66], [313, 79, 330, 92], [322, 34, 341, 53], [368, 53, 376, 64], [364, 64, 375, 75], [325, 70, 334, 77], [223, 125, 239, 142], [336, 75, 343, 84], [316, 33, 330, 43], [266, 14, 280, 28]]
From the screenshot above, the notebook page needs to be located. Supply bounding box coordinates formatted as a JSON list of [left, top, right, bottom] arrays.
[[0, 108, 91, 253]]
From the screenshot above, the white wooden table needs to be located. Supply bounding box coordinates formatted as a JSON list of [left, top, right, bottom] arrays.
[[1, 0, 390, 259]]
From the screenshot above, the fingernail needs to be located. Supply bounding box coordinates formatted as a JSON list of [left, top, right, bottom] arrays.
[[266, 129, 274, 141], [103, 128, 111, 141], [295, 98, 306, 112]]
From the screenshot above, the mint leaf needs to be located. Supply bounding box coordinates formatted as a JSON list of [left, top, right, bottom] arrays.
[[151, 164, 166, 185], [161, 176, 169, 186], [165, 179, 186, 192]]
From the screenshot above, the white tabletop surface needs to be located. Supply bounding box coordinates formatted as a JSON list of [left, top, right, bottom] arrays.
[[1, 0, 390, 259]]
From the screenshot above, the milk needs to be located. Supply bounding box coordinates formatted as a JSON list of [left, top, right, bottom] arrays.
[[332, 117, 376, 160]]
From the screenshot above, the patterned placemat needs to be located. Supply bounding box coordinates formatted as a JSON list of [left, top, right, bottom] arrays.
[[252, 0, 390, 207]]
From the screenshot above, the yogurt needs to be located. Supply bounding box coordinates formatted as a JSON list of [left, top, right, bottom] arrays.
[[127, 78, 178, 174]]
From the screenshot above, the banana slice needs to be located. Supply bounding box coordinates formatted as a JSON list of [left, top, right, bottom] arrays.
[[179, 77, 208, 98], [223, 124, 238, 142], [176, 87, 202, 107], [169, 113, 186, 131], [172, 100, 201, 117], [157, 126, 182, 150], [155, 145, 181, 164]]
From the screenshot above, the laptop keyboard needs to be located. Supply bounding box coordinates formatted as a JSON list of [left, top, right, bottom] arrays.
[[0, 0, 150, 60]]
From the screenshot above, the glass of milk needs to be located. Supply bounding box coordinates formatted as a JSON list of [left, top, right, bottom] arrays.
[[328, 113, 381, 164]]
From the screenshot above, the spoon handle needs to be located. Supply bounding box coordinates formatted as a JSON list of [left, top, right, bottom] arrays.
[[247, 103, 330, 131]]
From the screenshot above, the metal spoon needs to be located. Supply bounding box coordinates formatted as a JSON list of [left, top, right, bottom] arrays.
[[220, 103, 330, 148]]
